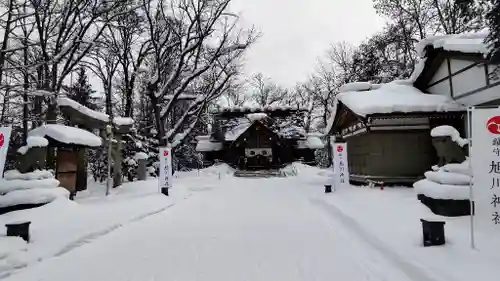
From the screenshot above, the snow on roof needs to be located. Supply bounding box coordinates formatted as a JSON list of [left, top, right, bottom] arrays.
[[195, 135, 210, 141], [297, 135, 325, 149], [216, 105, 307, 113], [195, 139, 223, 152], [28, 124, 102, 147], [17, 136, 49, 155], [29, 89, 54, 97], [416, 30, 490, 58], [339, 82, 380, 93], [430, 125, 468, 147], [246, 113, 268, 121], [278, 123, 306, 139], [225, 122, 252, 141], [58, 96, 134, 126], [337, 81, 464, 117]]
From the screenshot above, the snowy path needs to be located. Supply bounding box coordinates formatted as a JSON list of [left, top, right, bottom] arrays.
[[5, 177, 421, 281]]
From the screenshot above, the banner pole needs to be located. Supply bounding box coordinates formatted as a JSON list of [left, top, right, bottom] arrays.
[[467, 107, 475, 250]]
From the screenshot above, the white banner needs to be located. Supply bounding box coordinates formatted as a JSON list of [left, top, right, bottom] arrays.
[[333, 142, 349, 189], [471, 107, 500, 239], [0, 127, 12, 178], [159, 147, 173, 191]]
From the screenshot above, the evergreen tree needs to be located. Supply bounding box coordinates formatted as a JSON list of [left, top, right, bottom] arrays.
[[65, 67, 100, 110], [486, 0, 500, 66]]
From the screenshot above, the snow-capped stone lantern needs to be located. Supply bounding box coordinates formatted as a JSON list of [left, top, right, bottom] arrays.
[[17, 136, 49, 173], [430, 125, 467, 166], [134, 152, 149, 181]]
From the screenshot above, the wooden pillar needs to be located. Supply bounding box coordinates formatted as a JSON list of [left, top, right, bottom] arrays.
[[75, 147, 87, 191], [137, 159, 147, 181]]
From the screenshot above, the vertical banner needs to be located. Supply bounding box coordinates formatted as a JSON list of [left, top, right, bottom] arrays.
[[471, 107, 500, 247], [159, 147, 173, 192], [0, 127, 12, 178], [333, 142, 349, 189]]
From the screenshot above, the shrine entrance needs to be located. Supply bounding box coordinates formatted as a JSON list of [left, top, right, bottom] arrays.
[[232, 121, 282, 171]]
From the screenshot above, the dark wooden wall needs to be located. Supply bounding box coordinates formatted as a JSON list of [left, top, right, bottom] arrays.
[[347, 130, 435, 184]]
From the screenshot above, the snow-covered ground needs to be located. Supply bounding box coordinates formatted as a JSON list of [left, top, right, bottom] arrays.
[[1, 163, 499, 281], [0, 166, 228, 279]]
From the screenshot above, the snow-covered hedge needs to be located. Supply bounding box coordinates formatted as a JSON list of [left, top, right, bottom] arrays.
[[414, 158, 471, 200], [0, 169, 69, 209], [414, 179, 470, 200]]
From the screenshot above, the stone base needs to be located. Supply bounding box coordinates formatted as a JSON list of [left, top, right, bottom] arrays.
[[417, 194, 472, 217]]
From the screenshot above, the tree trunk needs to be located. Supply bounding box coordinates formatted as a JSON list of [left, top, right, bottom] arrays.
[[125, 87, 134, 117], [112, 133, 123, 188], [151, 95, 167, 146], [0, 0, 14, 84]]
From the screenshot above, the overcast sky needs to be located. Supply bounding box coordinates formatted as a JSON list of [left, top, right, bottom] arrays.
[[229, 0, 386, 87]]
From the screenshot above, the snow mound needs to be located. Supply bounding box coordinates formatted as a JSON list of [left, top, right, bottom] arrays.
[[431, 125, 468, 147], [297, 135, 325, 149], [338, 82, 463, 117], [3, 170, 53, 181], [414, 179, 469, 200], [280, 164, 298, 177], [441, 159, 471, 176], [415, 158, 471, 201], [200, 163, 234, 177], [0, 169, 70, 210], [424, 171, 471, 185], [284, 162, 320, 177], [29, 124, 102, 147], [0, 187, 70, 208], [339, 82, 380, 93], [0, 178, 60, 194]]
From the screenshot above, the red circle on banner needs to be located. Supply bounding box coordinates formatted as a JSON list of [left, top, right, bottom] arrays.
[[487, 116, 500, 134], [0, 133, 4, 148], [337, 145, 343, 153], [163, 151, 169, 156]]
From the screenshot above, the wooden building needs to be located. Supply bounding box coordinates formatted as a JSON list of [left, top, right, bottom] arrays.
[[196, 106, 324, 171], [28, 124, 102, 194], [327, 31, 498, 185]]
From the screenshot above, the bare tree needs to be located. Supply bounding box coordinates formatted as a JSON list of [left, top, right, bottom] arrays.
[[327, 42, 356, 84], [112, 7, 152, 117], [248, 72, 287, 107], [140, 0, 257, 146], [5, 0, 138, 124], [223, 79, 248, 107]]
